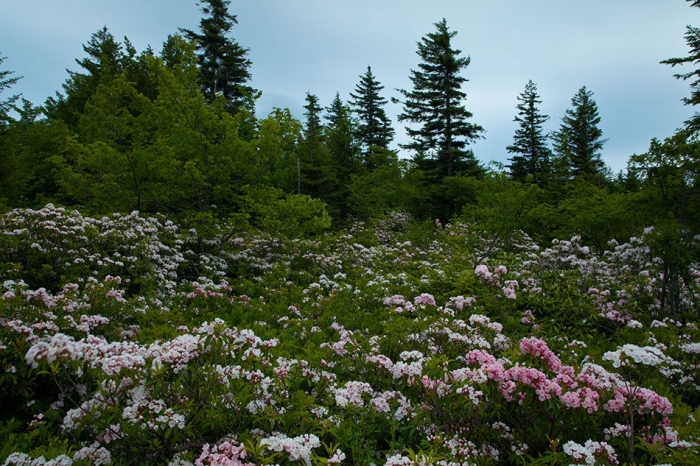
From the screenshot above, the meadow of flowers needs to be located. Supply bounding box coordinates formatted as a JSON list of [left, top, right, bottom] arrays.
[[1, 205, 700, 465]]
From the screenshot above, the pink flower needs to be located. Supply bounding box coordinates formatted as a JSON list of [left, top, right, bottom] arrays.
[[414, 293, 436, 307]]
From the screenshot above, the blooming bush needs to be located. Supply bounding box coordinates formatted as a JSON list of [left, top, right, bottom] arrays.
[[1, 206, 700, 465]]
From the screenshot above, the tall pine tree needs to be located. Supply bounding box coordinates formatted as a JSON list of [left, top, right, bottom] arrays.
[[506, 80, 552, 186], [661, 0, 700, 133], [552, 86, 606, 179], [298, 93, 334, 200], [45, 27, 139, 129], [325, 92, 361, 218], [397, 19, 483, 179], [181, 0, 257, 114], [0, 53, 21, 128], [349, 66, 394, 169]]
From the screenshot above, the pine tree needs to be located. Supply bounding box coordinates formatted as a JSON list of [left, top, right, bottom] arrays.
[[552, 86, 606, 179], [397, 18, 483, 179], [661, 0, 700, 133], [45, 27, 127, 128], [325, 93, 360, 179], [181, 0, 256, 114], [298, 93, 334, 200], [325, 92, 361, 218], [506, 80, 552, 185], [0, 53, 21, 128], [349, 66, 394, 169]]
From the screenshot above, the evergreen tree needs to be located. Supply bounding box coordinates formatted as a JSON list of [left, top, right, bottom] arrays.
[[325, 93, 360, 179], [44, 28, 154, 129], [298, 93, 334, 200], [0, 53, 21, 128], [45, 27, 124, 128], [397, 18, 483, 179], [661, 0, 700, 133], [349, 66, 394, 169], [325, 92, 361, 218], [180, 0, 256, 114], [552, 86, 606, 179], [302, 93, 323, 160], [506, 80, 552, 186]]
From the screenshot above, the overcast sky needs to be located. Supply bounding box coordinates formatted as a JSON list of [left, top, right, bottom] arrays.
[[1, 1, 698, 172]]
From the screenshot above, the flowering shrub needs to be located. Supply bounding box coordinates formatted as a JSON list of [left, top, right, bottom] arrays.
[[1, 206, 700, 465]]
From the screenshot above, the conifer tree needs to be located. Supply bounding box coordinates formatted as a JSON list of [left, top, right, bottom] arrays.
[[661, 0, 700, 133], [298, 93, 334, 200], [552, 86, 606, 179], [349, 66, 394, 169], [325, 92, 361, 218], [397, 18, 483, 179], [45, 27, 131, 128], [325, 93, 361, 179], [0, 53, 21, 128], [181, 0, 256, 114], [506, 80, 552, 186]]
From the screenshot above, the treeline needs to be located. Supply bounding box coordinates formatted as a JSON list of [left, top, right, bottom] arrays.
[[0, 0, 699, 253]]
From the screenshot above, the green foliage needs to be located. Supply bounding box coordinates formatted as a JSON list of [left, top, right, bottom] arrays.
[[348, 160, 421, 220], [253, 107, 303, 193], [458, 172, 544, 258], [547, 181, 639, 252], [0, 102, 66, 210], [243, 186, 332, 237], [628, 131, 700, 318]]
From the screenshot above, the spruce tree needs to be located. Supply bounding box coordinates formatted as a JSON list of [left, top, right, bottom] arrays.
[[397, 18, 483, 179], [552, 86, 606, 179], [349, 66, 394, 169], [181, 0, 256, 113], [325, 93, 360, 179], [0, 53, 21, 128], [298, 93, 334, 200], [506, 80, 552, 185], [45, 27, 128, 128], [661, 0, 700, 132], [325, 93, 361, 218]]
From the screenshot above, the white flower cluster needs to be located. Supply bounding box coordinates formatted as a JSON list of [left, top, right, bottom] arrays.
[[260, 433, 321, 465], [562, 439, 618, 465], [602, 344, 670, 368]]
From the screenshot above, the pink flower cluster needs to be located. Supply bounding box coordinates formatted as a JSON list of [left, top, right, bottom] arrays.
[[195, 440, 252, 466]]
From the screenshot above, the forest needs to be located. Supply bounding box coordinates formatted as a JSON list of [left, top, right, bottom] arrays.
[[1, 0, 700, 464]]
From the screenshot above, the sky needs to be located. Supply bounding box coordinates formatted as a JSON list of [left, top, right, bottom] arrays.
[[1, 0, 698, 173]]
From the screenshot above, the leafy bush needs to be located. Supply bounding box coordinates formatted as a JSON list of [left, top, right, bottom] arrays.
[[1, 205, 700, 465]]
